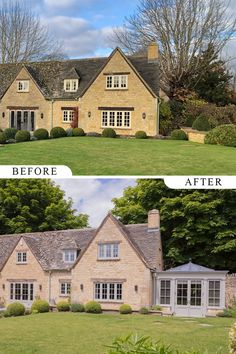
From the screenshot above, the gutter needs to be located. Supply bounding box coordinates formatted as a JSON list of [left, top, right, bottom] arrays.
[[156, 97, 161, 136], [48, 271, 52, 303]]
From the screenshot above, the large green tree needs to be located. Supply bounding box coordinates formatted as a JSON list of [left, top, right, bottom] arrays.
[[112, 179, 236, 272], [0, 179, 88, 234]]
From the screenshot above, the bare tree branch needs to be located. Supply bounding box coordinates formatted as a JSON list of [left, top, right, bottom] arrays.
[[111, 0, 236, 97], [0, 0, 66, 63]]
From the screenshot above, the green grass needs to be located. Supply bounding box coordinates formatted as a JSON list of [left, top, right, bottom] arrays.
[[0, 313, 234, 353], [0, 137, 236, 175]]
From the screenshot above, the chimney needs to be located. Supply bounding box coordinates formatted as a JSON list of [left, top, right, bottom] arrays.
[[148, 209, 163, 271], [147, 42, 159, 62], [148, 209, 160, 230]]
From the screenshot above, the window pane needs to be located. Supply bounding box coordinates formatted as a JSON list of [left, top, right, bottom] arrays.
[[106, 244, 112, 258], [30, 284, 34, 301], [109, 112, 115, 126], [102, 283, 107, 299], [95, 283, 100, 300], [116, 112, 123, 127], [117, 284, 122, 300], [124, 112, 130, 127], [109, 284, 115, 299], [15, 283, 21, 300], [208, 281, 220, 306], [177, 282, 188, 305], [106, 76, 112, 88], [114, 76, 119, 88], [113, 244, 119, 258], [102, 112, 108, 127], [121, 76, 127, 88], [160, 280, 171, 305], [10, 284, 14, 300], [22, 283, 28, 300]]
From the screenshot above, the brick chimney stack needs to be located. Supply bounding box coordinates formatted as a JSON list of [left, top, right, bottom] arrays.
[[148, 209, 160, 230], [148, 209, 163, 270], [147, 42, 159, 63]]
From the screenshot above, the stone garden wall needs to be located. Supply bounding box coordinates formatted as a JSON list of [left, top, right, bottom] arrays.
[[226, 274, 236, 307]]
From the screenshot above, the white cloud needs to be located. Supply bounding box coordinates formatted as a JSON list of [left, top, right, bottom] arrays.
[[44, 0, 78, 8], [54, 178, 136, 227], [43, 15, 113, 57]]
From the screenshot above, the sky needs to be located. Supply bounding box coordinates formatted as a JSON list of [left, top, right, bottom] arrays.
[[54, 178, 136, 227], [30, 0, 139, 58]]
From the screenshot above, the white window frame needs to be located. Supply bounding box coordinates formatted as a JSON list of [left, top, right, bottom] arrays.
[[94, 282, 123, 302], [62, 110, 75, 123], [17, 80, 29, 92], [160, 280, 171, 305], [64, 79, 79, 92], [98, 243, 119, 260], [106, 75, 128, 90], [63, 250, 76, 263], [208, 280, 221, 307], [101, 111, 131, 129], [10, 282, 34, 301], [60, 282, 71, 296], [16, 252, 27, 264]]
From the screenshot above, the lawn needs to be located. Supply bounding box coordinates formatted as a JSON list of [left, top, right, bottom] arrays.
[[0, 312, 234, 354], [0, 137, 235, 175]]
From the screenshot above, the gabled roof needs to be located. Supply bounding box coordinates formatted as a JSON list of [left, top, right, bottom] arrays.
[[0, 214, 161, 272], [166, 261, 216, 272], [0, 47, 159, 100]]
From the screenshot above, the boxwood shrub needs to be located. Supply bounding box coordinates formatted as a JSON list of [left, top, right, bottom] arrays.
[[71, 303, 85, 312], [85, 301, 102, 314], [7, 302, 25, 316], [192, 114, 211, 131], [31, 300, 50, 313], [15, 130, 31, 142], [72, 128, 85, 136], [0, 132, 6, 144], [171, 129, 188, 140], [50, 126, 67, 138], [102, 128, 116, 138], [205, 124, 236, 147], [56, 301, 70, 312], [119, 304, 132, 314], [139, 306, 150, 314], [4, 128, 18, 140], [135, 131, 147, 139], [33, 128, 49, 140]]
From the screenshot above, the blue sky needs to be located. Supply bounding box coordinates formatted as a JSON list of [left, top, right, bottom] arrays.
[[55, 178, 136, 227], [29, 0, 139, 57]]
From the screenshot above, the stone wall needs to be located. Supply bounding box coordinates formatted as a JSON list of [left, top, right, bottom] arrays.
[[226, 274, 236, 306], [181, 127, 206, 144]]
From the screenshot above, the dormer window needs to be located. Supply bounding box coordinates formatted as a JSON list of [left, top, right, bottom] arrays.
[[98, 243, 119, 260], [63, 250, 76, 263], [17, 80, 29, 92], [64, 79, 78, 92], [106, 75, 128, 90], [16, 251, 27, 264]]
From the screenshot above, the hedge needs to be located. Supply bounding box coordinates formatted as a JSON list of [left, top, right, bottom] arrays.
[[171, 129, 188, 140], [50, 127, 67, 138], [15, 130, 31, 142], [33, 128, 49, 140], [31, 300, 50, 313], [7, 302, 25, 316], [205, 124, 236, 147]]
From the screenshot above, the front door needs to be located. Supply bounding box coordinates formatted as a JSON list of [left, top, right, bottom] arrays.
[[175, 280, 204, 317], [10, 282, 34, 308], [10, 110, 35, 131]]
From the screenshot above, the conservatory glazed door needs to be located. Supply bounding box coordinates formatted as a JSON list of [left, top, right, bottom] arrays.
[[174, 280, 204, 317]]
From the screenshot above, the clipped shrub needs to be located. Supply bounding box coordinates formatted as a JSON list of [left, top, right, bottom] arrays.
[[171, 129, 188, 140], [217, 309, 233, 317], [71, 303, 85, 313], [0, 132, 6, 144], [25, 309, 32, 316], [15, 130, 30, 142], [86, 132, 101, 137], [185, 115, 196, 127], [31, 300, 49, 313], [85, 301, 102, 314], [72, 128, 85, 136], [66, 128, 73, 137], [139, 307, 149, 315], [33, 128, 49, 140], [205, 124, 236, 147], [229, 323, 236, 354], [3, 310, 11, 318], [119, 304, 132, 314], [192, 114, 211, 131], [135, 131, 147, 139], [102, 128, 116, 138], [7, 302, 25, 316], [50, 126, 67, 139], [4, 128, 18, 140], [56, 301, 70, 312]]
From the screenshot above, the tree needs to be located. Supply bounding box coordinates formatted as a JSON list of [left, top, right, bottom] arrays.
[[0, 0, 65, 63], [112, 179, 236, 272], [112, 0, 236, 98], [191, 47, 233, 106], [0, 180, 88, 234]]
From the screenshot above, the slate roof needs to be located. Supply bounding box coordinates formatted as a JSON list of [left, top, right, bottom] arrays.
[[0, 216, 161, 272], [0, 48, 159, 99], [166, 261, 215, 272]]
